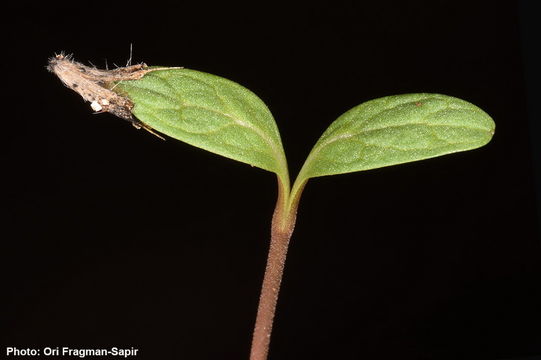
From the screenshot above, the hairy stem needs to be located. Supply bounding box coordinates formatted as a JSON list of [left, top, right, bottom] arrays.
[[249, 177, 304, 360]]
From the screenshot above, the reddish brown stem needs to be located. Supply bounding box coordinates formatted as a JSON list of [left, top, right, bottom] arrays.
[[249, 178, 303, 360]]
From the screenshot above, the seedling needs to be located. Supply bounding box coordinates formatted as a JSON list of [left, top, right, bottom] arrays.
[[49, 54, 495, 360]]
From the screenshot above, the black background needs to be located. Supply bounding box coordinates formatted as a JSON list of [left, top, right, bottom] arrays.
[[4, 1, 541, 359]]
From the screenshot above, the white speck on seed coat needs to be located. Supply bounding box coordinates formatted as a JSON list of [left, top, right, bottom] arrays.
[[91, 101, 103, 112]]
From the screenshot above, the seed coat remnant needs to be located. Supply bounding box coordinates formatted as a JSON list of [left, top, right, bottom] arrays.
[[48, 53, 172, 138]]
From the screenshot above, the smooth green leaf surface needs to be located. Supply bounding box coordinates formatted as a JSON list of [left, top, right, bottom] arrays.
[[116, 68, 288, 180], [296, 93, 495, 180]]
